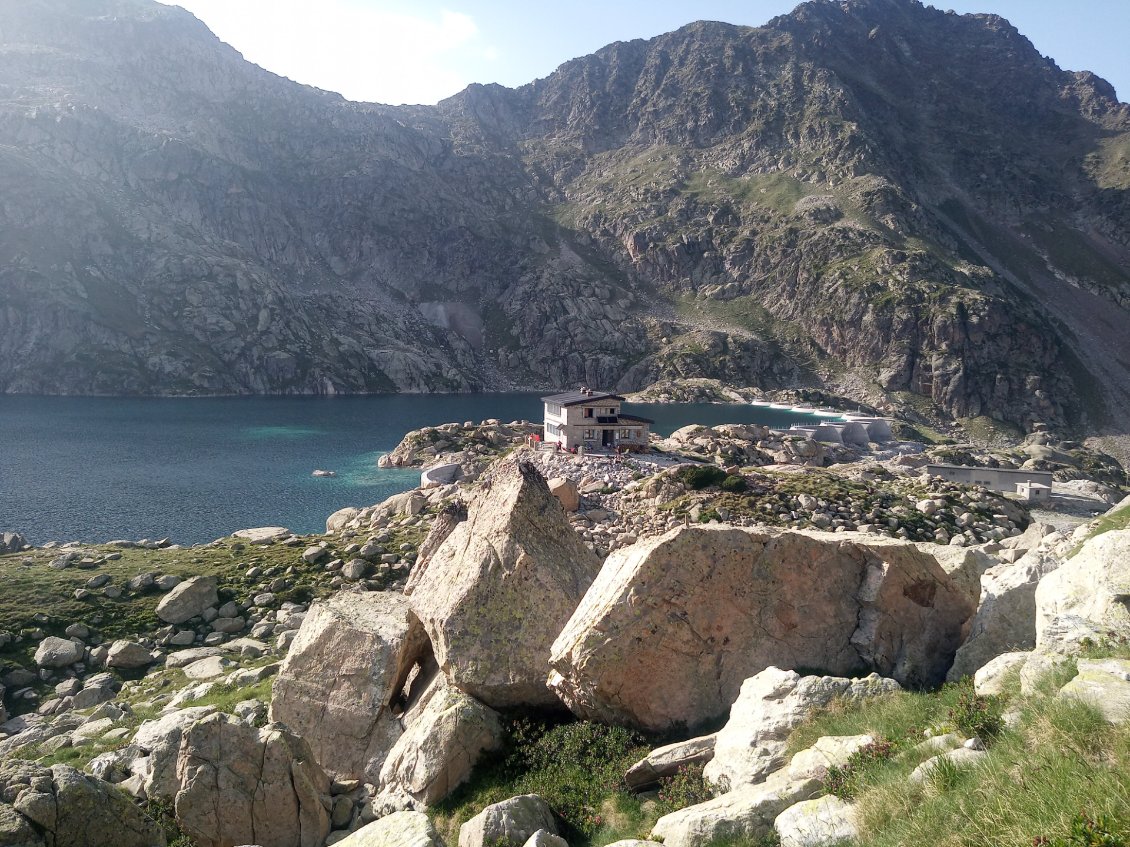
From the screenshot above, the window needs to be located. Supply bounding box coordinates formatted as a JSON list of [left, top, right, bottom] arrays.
[[546, 423, 561, 437], [583, 429, 595, 440], [583, 408, 594, 418], [608, 408, 616, 415], [546, 403, 562, 417]]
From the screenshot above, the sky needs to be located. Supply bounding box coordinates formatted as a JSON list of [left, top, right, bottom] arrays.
[[153, 0, 1130, 106]]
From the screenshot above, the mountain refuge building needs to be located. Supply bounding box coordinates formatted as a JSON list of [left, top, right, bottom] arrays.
[[542, 389, 652, 452]]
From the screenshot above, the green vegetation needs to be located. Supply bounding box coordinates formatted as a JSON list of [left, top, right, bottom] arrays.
[[824, 739, 898, 802], [946, 684, 1004, 741], [1068, 501, 1130, 557], [432, 716, 654, 846], [783, 668, 1130, 847], [655, 763, 716, 815], [1086, 133, 1130, 191], [677, 465, 728, 490], [0, 521, 427, 712]]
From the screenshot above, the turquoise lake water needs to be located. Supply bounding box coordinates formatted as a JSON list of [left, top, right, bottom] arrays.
[[0, 394, 828, 545]]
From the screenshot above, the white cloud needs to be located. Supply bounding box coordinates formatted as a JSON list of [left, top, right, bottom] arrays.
[[156, 0, 481, 104]]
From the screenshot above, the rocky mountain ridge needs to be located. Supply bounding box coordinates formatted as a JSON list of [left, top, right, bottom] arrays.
[[0, 0, 1127, 434]]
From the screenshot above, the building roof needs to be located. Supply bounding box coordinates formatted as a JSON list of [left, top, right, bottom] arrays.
[[618, 413, 654, 424], [541, 390, 625, 407]]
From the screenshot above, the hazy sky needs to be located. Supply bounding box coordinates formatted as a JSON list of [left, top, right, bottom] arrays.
[[154, 0, 1130, 106]]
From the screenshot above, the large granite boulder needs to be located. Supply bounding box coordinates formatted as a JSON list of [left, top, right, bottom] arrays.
[[549, 526, 969, 730], [270, 592, 429, 784], [1036, 529, 1130, 652], [34, 637, 84, 669], [408, 456, 602, 708], [0, 759, 166, 847], [333, 811, 445, 847], [106, 640, 156, 669], [378, 673, 502, 806], [174, 713, 331, 847], [948, 550, 1060, 681], [650, 770, 820, 847], [130, 705, 218, 799], [703, 667, 899, 790], [459, 794, 558, 847], [156, 576, 219, 624]]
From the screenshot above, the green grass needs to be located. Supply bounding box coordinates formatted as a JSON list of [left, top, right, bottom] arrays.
[[780, 664, 1130, 847], [1067, 501, 1130, 558], [0, 521, 428, 713]]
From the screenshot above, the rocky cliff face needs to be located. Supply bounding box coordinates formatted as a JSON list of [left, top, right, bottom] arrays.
[[0, 0, 1127, 429]]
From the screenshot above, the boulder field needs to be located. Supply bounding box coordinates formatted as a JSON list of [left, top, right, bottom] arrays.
[[1, 460, 1129, 847]]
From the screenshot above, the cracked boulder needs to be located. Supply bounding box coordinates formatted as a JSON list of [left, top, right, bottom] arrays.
[[270, 592, 429, 784], [378, 671, 503, 806], [549, 526, 971, 731], [174, 713, 330, 847], [408, 455, 602, 708], [0, 759, 165, 847]]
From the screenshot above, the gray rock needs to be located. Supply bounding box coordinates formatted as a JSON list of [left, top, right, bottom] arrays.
[[174, 714, 330, 847], [651, 771, 820, 847], [459, 794, 558, 847], [342, 559, 370, 580], [34, 637, 84, 669], [128, 573, 156, 592], [0, 759, 166, 847], [909, 747, 989, 783], [303, 546, 329, 564], [105, 640, 155, 669], [410, 457, 602, 708], [378, 674, 503, 805], [704, 667, 899, 790], [210, 616, 246, 634], [626, 733, 717, 790], [331, 811, 444, 847], [1058, 658, 1130, 723], [155, 577, 219, 624], [1036, 529, 1130, 652], [775, 795, 858, 847], [948, 551, 1059, 682], [270, 593, 429, 785]]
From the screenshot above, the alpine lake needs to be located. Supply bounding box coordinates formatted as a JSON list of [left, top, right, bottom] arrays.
[[0, 394, 835, 545]]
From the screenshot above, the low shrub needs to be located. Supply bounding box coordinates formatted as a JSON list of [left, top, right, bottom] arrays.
[[825, 738, 899, 801], [433, 716, 650, 843], [655, 763, 716, 815], [678, 465, 728, 490], [1037, 809, 1129, 847], [947, 680, 1004, 741], [720, 475, 748, 493]]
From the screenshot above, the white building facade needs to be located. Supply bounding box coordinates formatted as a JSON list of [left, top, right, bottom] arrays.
[[542, 389, 652, 452]]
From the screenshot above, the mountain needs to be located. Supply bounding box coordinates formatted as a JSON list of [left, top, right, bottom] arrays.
[[0, 0, 1127, 432]]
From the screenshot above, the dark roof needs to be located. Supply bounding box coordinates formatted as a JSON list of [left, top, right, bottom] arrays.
[[618, 413, 654, 424], [541, 390, 625, 407]]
